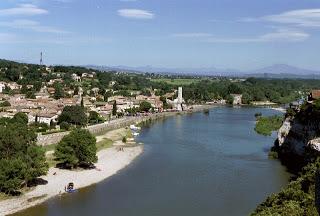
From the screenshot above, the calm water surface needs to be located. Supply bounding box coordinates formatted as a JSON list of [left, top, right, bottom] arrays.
[[14, 107, 290, 216]]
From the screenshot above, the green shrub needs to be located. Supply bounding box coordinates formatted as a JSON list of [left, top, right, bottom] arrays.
[[255, 115, 283, 136], [60, 121, 71, 131]]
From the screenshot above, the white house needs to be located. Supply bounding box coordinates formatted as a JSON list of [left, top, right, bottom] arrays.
[[0, 82, 6, 93], [30, 113, 58, 125]]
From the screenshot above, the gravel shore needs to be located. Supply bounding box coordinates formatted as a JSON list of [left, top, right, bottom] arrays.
[[0, 145, 143, 216]]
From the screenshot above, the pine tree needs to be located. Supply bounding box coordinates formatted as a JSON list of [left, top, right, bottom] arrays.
[[112, 100, 117, 116]]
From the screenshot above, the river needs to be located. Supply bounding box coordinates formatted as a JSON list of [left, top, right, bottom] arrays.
[[14, 107, 290, 216]]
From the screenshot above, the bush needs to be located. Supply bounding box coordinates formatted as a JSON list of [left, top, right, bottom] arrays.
[[254, 115, 283, 136], [11, 112, 28, 125], [139, 101, 152, 112], [30, 122, 49, 133], [0, 101, 11, 107], [88, 111, 104, 124], [251, 157, 320, 216], [60, 121, 71, 131], [122, 136, 127, 143]]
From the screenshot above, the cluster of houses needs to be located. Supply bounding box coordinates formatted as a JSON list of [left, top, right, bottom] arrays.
[[0, 85, 169, 125], [0, 70, 181, 126]]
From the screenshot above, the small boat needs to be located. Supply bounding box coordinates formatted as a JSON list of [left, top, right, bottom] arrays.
[[132, 132, 140, 136], [130, 125, 141, 131], [65, 182, 77, 193]]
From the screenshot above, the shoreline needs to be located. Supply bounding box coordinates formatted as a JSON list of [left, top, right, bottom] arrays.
[[0, 145, 143, 216], [0, 104, 286, 215], [1, 105, 213, 216]]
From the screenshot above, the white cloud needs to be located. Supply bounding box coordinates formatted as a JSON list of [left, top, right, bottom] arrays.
[[205, 29, 309, 43], [262, 9, 320, 27], [172, 33, 212, 38], [0, 4, 48, 16], [260, 29, 309, 42], [0, 19, 68, 34], [118, 9, 154, 19]]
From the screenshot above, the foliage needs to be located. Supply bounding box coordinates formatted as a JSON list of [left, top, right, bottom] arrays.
[[88, 111, 104, 124], [0, 121, 48, 194], [58, 105, 87, 126], [12, 112, 28, 125], [29, 122, 49, 133], [54, 129, 97, 168], [251, 157, 320, 216], [254, 115, 283, 136], [112, 100, 117, 116], [60, 121, 71, 131], [139, 101, 152, 112], [225, 94, 234, 104], [0, 101, 11, 107], [53, 82, 64, 99]]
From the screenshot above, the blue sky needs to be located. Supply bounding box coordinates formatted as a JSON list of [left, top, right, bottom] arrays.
[[1, 0, 320, 70]]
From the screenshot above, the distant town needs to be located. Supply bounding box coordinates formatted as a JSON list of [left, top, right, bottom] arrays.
[[0, 59, 320, 134]]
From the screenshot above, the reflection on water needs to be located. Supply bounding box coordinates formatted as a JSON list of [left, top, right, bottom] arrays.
[[14, 107, 290, 216]]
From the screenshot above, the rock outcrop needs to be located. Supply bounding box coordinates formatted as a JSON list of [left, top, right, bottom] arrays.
[[277, 117, 320, 155]]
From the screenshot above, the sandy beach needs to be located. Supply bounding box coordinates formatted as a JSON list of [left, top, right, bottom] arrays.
[[270, 107, 286, 113], [0, 145, 143, 216], [0, 107, 212, 216]]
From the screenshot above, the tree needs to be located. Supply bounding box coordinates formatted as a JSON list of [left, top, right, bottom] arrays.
[[58, 105, 87, 126], [225, 95, 234, 105], [80, 98, 84, 108], [0, 122, 48, 194], [54, 129, 97, 168], [53, 82, 65, 99], [104, 91, 113, 102], [0, 158, 26, 194], [5, 68, 20, 82], [242, 92, 252, 104], [88, 111, 104, 124], [0, 101, 11, 107], [112, 100, 117, 116], [23, 146, 48, 185], [139, 101, 152, 112], [12, 112, 28, 125]]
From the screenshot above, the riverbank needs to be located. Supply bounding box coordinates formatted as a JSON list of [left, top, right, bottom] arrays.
[[1, 105, 214, 216], [0, 144, 143, 216]]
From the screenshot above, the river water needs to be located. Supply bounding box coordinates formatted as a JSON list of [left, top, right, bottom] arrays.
[[14, 107, 290, 216]]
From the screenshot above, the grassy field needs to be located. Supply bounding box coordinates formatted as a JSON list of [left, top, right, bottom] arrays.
[[96, 138, 113, 151], [151, 78, 201, 85]]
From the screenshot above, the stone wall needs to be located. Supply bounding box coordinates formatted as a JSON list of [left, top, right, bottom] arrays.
[[36, 111, 183, 146]]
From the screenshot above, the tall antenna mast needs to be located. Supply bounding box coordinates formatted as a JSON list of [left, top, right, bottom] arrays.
[[40, 52, 43, 66]]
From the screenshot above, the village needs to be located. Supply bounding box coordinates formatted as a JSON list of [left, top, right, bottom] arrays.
[[0, 64, 193, 132]]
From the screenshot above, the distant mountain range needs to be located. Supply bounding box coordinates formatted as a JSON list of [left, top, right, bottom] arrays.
[[85, 64, 320, 79]]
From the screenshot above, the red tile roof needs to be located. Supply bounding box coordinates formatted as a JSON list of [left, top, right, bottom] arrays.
[[311, 90, 320, 99]]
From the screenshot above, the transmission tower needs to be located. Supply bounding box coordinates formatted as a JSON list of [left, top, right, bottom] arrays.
[[40, 52, 43, 66]]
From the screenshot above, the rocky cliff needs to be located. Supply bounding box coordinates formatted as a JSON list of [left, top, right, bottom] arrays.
[[275, 104, 320, 171], [278, 117, 320, 155]]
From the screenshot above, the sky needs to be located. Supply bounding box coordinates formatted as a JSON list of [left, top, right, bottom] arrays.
[[1, 0, 320, 71]]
